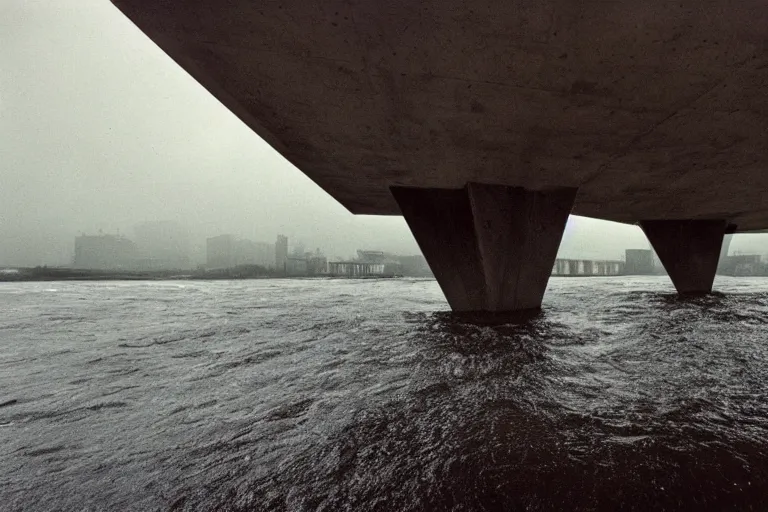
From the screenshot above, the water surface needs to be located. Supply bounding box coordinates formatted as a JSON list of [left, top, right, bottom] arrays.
[[1, 277, 767, 511]]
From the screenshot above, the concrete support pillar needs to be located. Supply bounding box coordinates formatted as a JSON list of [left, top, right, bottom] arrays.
[[391, 183, 577, 315], [640, 220, 727, 294]]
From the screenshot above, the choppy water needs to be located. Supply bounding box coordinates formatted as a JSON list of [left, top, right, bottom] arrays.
[[2, 277, 768, 511]]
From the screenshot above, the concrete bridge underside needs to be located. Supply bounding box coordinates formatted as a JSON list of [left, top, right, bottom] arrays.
[[111, 0, 768, 314]]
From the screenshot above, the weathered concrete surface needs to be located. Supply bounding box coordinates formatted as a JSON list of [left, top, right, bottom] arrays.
[[111, 0, 768, 230], [641, 220, 726, 294], [392, 184, 575, 312]]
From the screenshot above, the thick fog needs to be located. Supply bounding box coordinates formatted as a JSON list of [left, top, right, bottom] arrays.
[[1, 0, 766, 267]]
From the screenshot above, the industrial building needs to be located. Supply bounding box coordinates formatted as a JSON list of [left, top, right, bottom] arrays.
[[624, 249, 655, 275], [233, 240, 274, 268], [205, 235, 237, 270], [207, 235, 277, 270], [73, 234, 138, 270], [285, 257, 308, 276], [307, 253, 328, 275], [275, 235, 288, 274], [719, 254, 764, 276]]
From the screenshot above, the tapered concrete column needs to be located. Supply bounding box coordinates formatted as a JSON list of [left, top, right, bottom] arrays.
[[640, 220, 727, 294], [391, 183, 577, 314]]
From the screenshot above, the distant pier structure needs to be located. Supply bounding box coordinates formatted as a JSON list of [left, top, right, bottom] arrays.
[[328, 261, 387, 277], [327, 256, 624, 278], [552, 259, 624, 277], [328, 250, 434, 277]]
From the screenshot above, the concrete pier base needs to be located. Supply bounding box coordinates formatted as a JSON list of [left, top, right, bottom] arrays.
[[391, 183, 577, 314], [640, 220, 727, 294]]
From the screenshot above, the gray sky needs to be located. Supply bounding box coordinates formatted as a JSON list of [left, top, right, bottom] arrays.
[[1, 0, 765, 266]]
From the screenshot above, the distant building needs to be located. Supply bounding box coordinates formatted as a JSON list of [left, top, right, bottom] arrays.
[[275, 235, 288, 273], [281, 248, 328, 277], [207, 235, 275, 270], [357, 250, 386, 263], [233, 239, 258, 266], [240, 240, 274, 268], [291, 242, 306, 258], [285, 256, 308, 276], [74, 234, 138, 270], [206, 234, 236, 269], [625, 249, 655, 275], [307, 250, 328, 275], [720, 254, 762, 276], [396, 255, 432, 277], [253, 241, 275, 268], [133, 221, 191, 270]]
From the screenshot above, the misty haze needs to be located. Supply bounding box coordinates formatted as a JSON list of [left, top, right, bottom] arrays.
[[3, 1, 768, 511]]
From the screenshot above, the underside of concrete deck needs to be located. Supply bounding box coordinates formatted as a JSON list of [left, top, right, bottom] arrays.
[[111, 0, 768, 231]]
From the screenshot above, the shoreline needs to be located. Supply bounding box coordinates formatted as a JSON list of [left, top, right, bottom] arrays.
[[0, 267, 421, 282]]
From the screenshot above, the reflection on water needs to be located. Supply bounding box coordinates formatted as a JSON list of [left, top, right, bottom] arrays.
[[1, 277, 768, 511]]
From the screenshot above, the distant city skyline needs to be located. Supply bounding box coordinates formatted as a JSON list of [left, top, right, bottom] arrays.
[[4, 217, 768, 269]]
